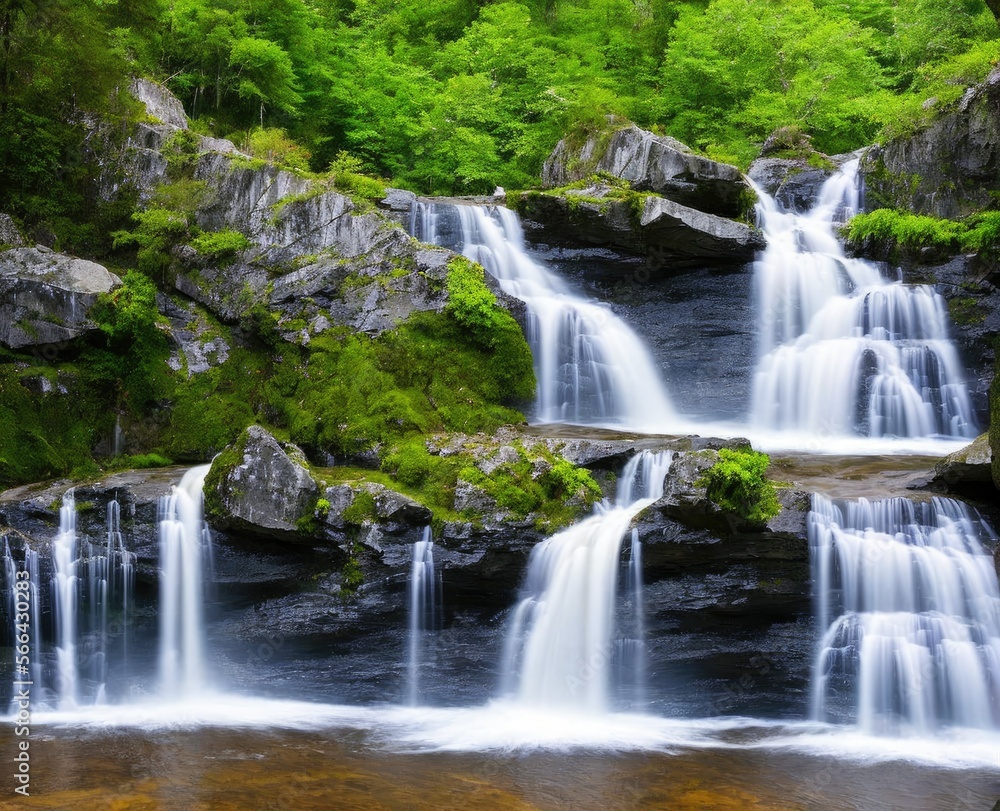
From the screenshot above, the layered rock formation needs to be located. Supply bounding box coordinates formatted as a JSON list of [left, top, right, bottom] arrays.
[[518, 123, 762, 269], [861, 66, 1000, 218]]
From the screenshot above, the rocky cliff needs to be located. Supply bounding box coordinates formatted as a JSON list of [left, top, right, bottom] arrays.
[[861, 66, 1000, 218]]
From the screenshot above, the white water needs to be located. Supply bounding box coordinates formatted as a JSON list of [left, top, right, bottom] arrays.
[[502, 450, 672, 711], [810, 494, 1000, 735], [158, 464, 212, 697], [750, 160, 977, 441], [406, 526, 440, 706], [52, 490, 79, 708], [411, 202, 677, 428]]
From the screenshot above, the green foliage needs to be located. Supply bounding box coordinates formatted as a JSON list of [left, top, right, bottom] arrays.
[[190, 229, 251, 260], [315, 497, 331, 518], [86, 271, 171, 412], [846, 208, 1000, 258], [246, 128, 312, 172], [845, 208, 964, 250], [698, 448, 781, 525], [328, 152, 388, 204], [0, 360, 111, 489], [343, 491, 378, 525], [163, 129, 203, 179]]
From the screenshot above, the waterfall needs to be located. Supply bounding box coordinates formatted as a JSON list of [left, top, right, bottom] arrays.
[[410, 202, 677, 429], [406, 526, 441, 706], [620, 528, 647, 708], [502, 450, 672, 712], [750, 160, 976, 440], [809, 493, 1000, 735], [158, 465, 213, 697], [52, 490, 78, 708], [4, 539, 43, 712]]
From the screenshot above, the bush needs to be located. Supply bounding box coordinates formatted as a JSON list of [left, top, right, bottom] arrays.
[[698, 448, 781, 525], [190, 229, 251, 260]]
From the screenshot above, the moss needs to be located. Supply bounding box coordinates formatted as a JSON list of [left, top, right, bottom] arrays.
[[697, 447, 781, 527], [339, 539, 365, 599], [342, 490, 378, 525], [948, 296, 987, 327], [379, 436, 599, 532], [202, 436, 246, 524], [189, 229, 251, 261]]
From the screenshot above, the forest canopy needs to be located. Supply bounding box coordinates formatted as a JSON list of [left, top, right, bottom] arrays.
[[0, 0, 998, 233]]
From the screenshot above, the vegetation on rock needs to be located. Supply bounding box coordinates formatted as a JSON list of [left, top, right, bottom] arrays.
[[698, 447, 781, 526]]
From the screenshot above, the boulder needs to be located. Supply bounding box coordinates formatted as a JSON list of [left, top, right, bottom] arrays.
[[0, 246, 121, 348], [934, 432, 994, 486], [205, 425, 319, 539], [131, 78, 188, 129], [515, 185, 762, 267], [640, 196, 765, 260], [543, 124, 748, 217], [321, 482, 432, 532], [861, 66, 1000, 218]]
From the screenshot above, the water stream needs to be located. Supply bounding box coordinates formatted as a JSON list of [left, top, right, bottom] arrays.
[[502, 450, 672, 711], [411, 202, 678, 428], [750, 160, 977, 441]]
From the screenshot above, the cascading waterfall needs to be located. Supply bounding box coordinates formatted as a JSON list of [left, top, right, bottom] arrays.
[[52, 490, 79, 708], [809, 493, 1000, 735], [623, 528, 647, 707], [750, 159, 976, 440], [406, 526, 441, 706], [4, 540, 43, 712], [410, 202, 677, 428], [158, 464, 212, 697], [502, 450, 672, 712]]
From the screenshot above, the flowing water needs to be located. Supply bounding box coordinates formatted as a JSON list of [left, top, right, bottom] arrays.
[[157, 464, 212, 697], [809, 494, 1000, 735], [502, 450, 672, 711], [407, 526, 441, 706], [411, 202, 678, 428], [749, 160, 977, 442], [0, 170, 995, 807]]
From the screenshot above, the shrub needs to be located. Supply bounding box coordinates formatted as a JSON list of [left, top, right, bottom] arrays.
[[190, 229, 251, 260], [698, 448, 780, 525]]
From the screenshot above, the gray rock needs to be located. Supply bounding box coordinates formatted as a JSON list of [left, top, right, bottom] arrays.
[[158, 295, 231, 376], [934, 432, 994, 486], [0, 214, 24, 247], [861, 66, 1000, 218], [543, 124, 748, 217], [0, 247, 121, 348], [453, 480, 500, 514], [206, 425, 319, 539], [131, 78, 189, 129], [746, 157, 836, 211], [516, 185, 762, 267], [320, 482, 432, 531], [640, 196, 765, 260]]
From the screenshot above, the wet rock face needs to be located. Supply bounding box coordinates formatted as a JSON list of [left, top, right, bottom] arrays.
[[0, 246, 121, 348], [861, 66, 1000, 218], [543, 125, 747, 217]]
